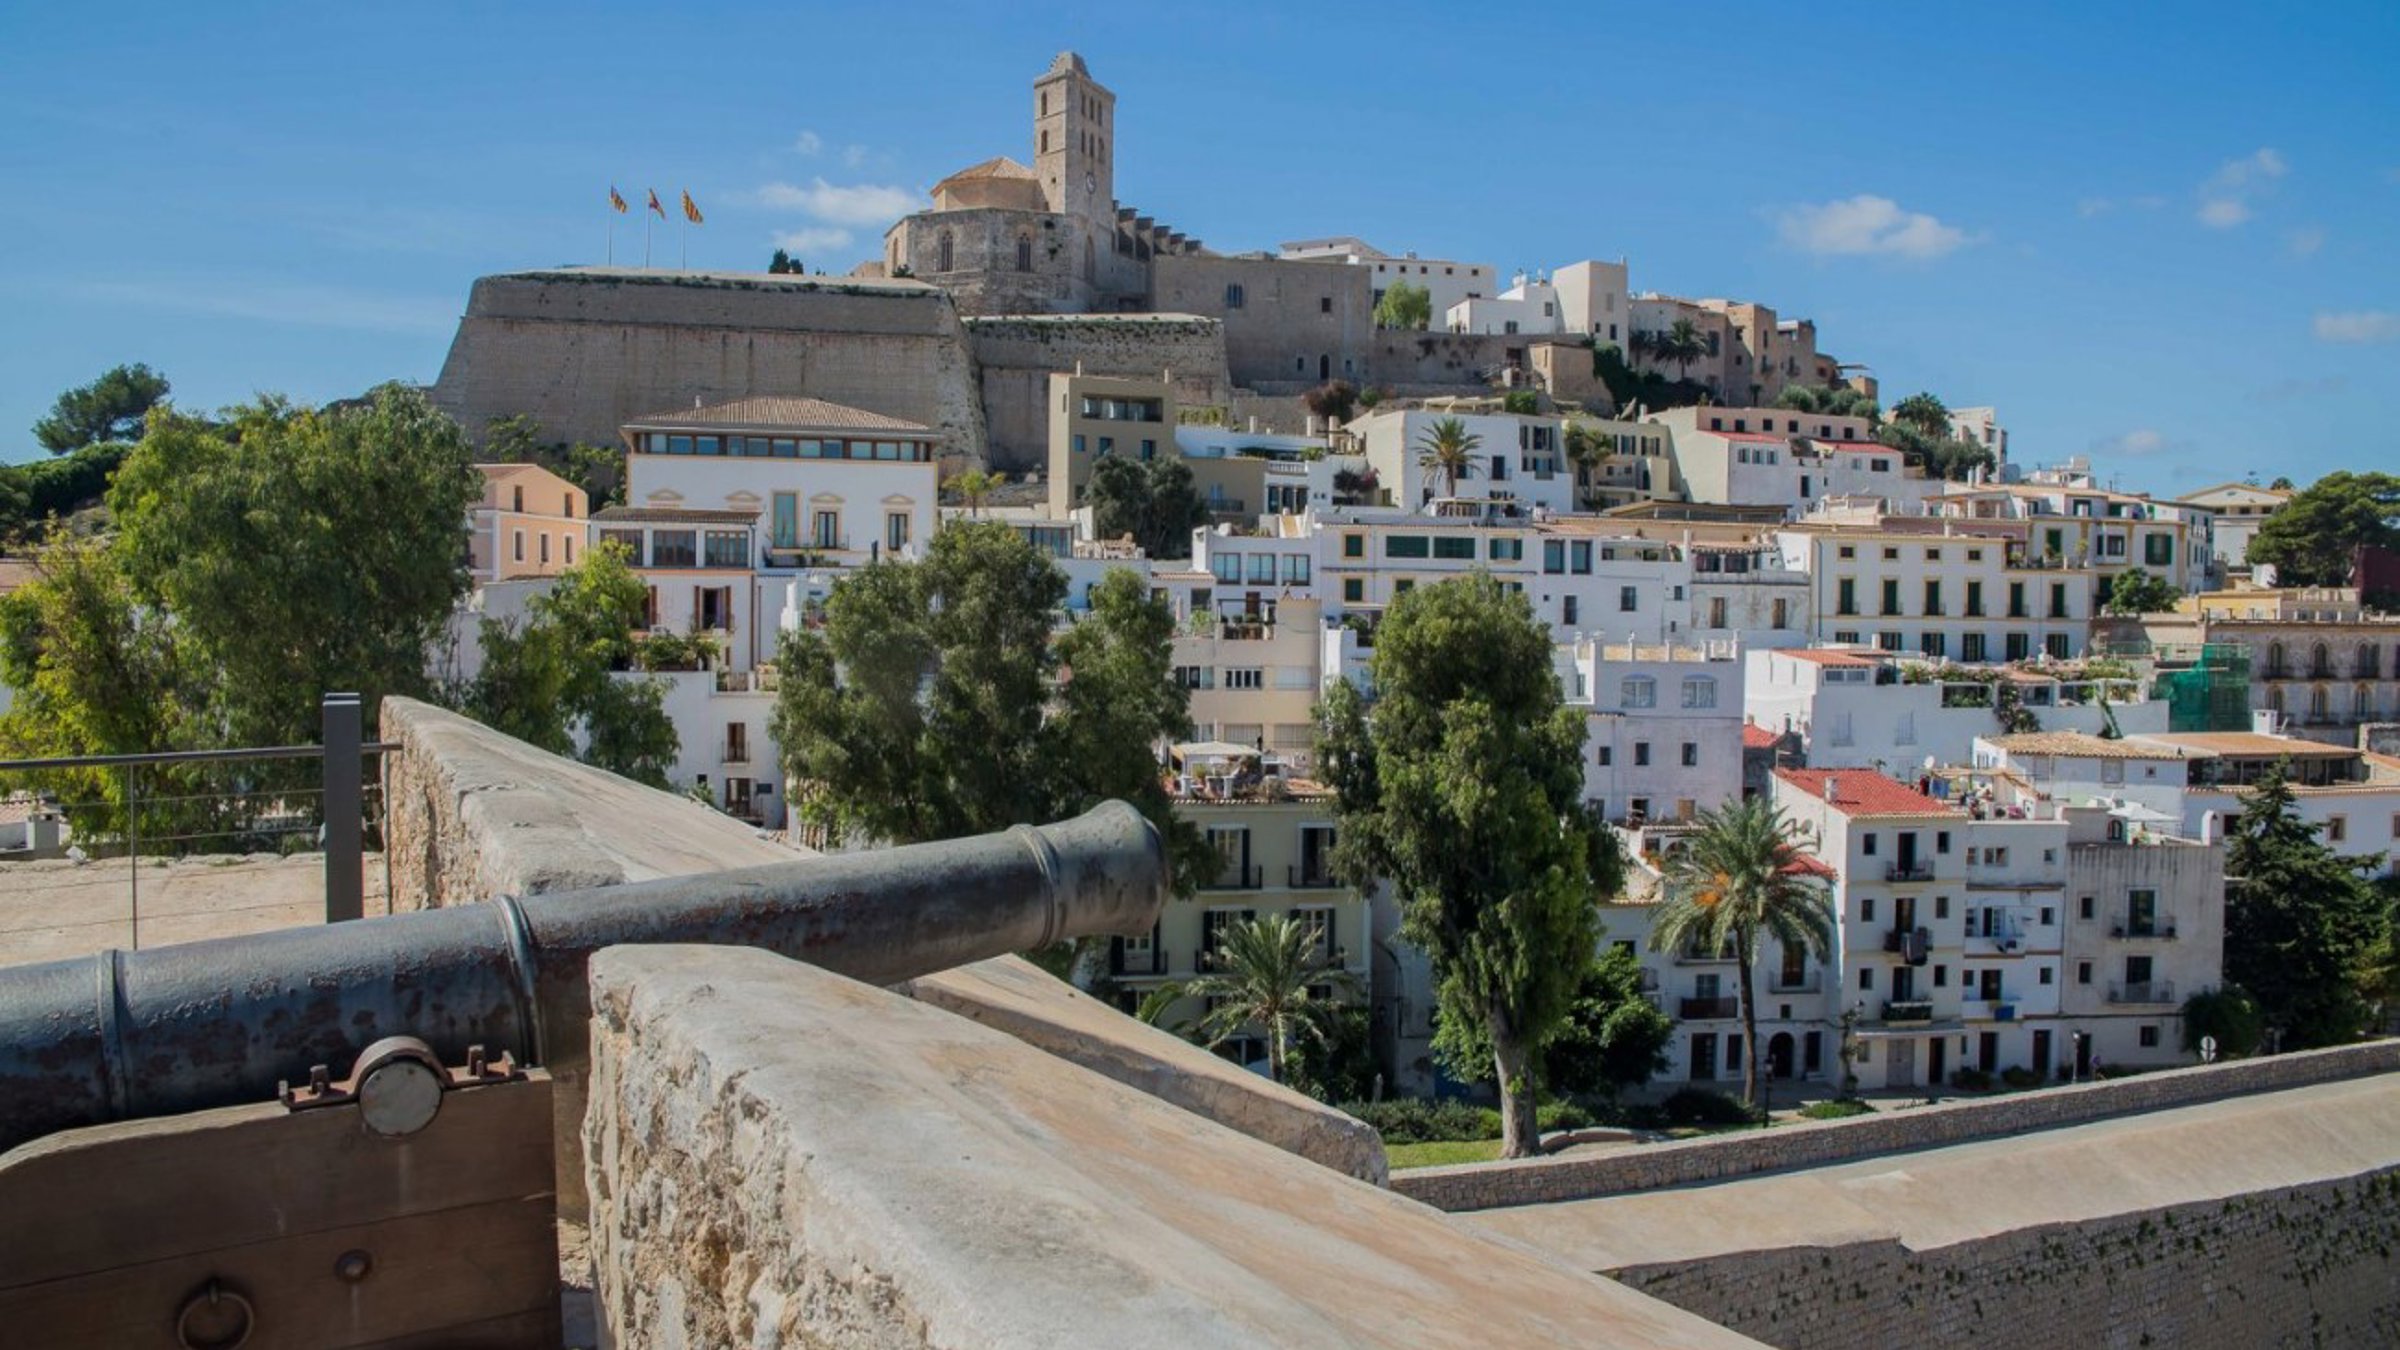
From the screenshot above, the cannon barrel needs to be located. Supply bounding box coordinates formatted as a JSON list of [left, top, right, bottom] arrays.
[[0, 801, 1166, 1154]]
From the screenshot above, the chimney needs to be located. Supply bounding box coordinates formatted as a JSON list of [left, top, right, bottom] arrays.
[[1075, 359, 1086, 377]]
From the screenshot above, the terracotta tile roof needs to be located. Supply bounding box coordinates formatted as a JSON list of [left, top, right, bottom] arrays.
[[1776, 768, 1959, 818], [1782, 854, 1838, 880], [1773, 648, 1877, 667], [2132, 732, 2357, 759], [1984, 732, 2189, 761], [626, 397, 932, 435], [1742, 724, 1783, 749]]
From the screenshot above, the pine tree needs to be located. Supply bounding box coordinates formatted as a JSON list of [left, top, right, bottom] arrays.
[[2222, 764, 2387, 1048]]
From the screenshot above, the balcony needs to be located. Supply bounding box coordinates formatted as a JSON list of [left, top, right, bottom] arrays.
[[714, 667, 782, 694], [721, 741, 753, 767], [1288, 863, 1339, 890], [1679, 996, 1742, 1020], [2108, 980, 2176, 1005], [1218, 618, 1277, 642], [2111, 918, 2180, 940], [1885, 863, 1935, 883], [1882, 926, 1931, 964], [1881, 999, 1936, 1024], [1202, 862, 1263, 891]]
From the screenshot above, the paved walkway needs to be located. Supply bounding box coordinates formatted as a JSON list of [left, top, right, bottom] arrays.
[[0, 851, 389, 967], [1466, 1072, 2400, 1269]]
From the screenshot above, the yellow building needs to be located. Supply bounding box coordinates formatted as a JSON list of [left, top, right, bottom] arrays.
[[469, 462, 588, 581]]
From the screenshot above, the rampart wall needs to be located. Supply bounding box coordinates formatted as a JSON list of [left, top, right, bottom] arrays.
[[430, 269, 988, 462], [964, 314, 1229, 471], [1394, 1040, 2400, 1211], [1611, 1171, 2400, 1350]]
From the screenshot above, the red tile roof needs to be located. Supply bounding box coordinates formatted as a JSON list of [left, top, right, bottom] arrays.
[[1772, 648, 1877, 667], [1741, 724, 1782, 749], [1781, 854, 1839, 880], [1775, 768, 1959, 819]]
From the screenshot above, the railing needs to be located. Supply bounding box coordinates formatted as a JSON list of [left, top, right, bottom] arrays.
[[1218, 619, 1276, 641], [0, 694, 387, 947], [2109, 980, 2176, 1004], [1202, 862, 1264, 891], [721, 742, 753, 766], [2111, 918, 2179, 940], [1288, 863, 1339, 889], [1679, 996, 1741, 1020], [1881, 999, 1936, 1023], [1885, 863, 1935, 882], [1882, 926, 1930, 963], [715, 667, 782, 694]]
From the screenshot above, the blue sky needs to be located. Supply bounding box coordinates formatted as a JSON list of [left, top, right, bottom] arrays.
[[3, 2, 2395, 494]]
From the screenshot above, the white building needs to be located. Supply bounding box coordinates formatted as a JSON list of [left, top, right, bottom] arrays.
[[1653, 406, 1939, 515], [1445, 272, 1563, 336], [1774, 524, 2097, 661], [1277, 237, 1496, 325], [1563, 638, 1745, 826], [1748, 650, 2163, 770], [2172, 481, 2291, 573], [1554, 260, 1633, 348], [1352, 408, 1578, 517]]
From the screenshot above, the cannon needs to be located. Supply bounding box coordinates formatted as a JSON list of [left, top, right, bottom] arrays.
[[0, 801, 1167, 1155]]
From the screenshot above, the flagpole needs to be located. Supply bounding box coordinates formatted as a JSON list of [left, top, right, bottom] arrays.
[[645, 212, 653, 269], [607, 212, 615, 266], [681, 213, 688, 271]]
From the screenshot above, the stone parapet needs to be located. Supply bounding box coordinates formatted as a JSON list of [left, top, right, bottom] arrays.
[[583, 944, 1766, 1350], [1396, 1039, 2400, 1211]]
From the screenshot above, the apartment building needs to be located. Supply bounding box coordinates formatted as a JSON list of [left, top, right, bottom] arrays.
[[1563, 638, 1745, 825], [1446, 272, 1563, 336], [1044, 370, 1176, 516], [1277, 237, 1495, 323], [1568, 416, 1679, 510], [1747, 650, 2164, 770], [2172, 481, 2289, 572], [1171, 589, 1329, 771], [1653, 406, 1941, 515], [1776, 524, 2095, 661], [1554, 260, 1633, 347], [468, 462, 587, 582], [1352, 408, 1578, 516], [1687, 543, 1810, 649], [1930, 481, 2209, 596], [1118, 785, 1373, 1066]]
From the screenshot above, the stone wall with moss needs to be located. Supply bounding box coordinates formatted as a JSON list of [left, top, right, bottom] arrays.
[[1610, 1170, 2400, 1350]]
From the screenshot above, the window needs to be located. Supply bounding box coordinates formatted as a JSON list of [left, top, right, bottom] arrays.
[[1936, 831, 1951, 854], [1563, 595, 1579, 625], [2008, 581, 2027, 619], [1224, 668, 1264, 691], [1212, 553, 1241, 583], [1572, 542, 1593, 575], [1837, 578, 1857, 616], [2145, 534, 2173, 566], [511, 530, 524, 563], [886, 512, 910, 553], [1343, 533, 1365, 558], [1923, 580, 1943, 616], [1619, 585, 1638, 611], [1342, 577, 1364, 603], [2049, 583, 2069, 619], [1385, 536, 1430, 559], [652, 530, 698, 567], [1681, 742, 1698, 767], [2329, 815, 2348, 843], [1935, 895, 1950, 919], [1542, 540, 1566, 573], [1633, 742, 1651, 766], [2077, 961, 2092, 985], [2139, 1025, 2160, 1048], [1247, 554, 1276, 585], [1017, 235, 1033, 271], [1621, 677, 1656, 708], [811, 511, 840, 550], [2040, 966, 2054, 985], [771, 492, 799, 549], [2079, 895, 2095, 920], [1225, 283, 1245, 308], [601, 529, 644, 565], [1681, 676, 1717, 708], [1283, 554, 1311, 585], [1596, 745, 1612, 766], [1862, 833, 1879, 857], [1432, 536, 1476, 561], [564, 536, 574, 564], [1488, 537, 1523, 562], [1933, 965, 1948, 987], [703, 530, 747, 568], [1319, 296, 1332, 314], [1858, 968, 1875, 992], [1881, 579, 1901, 616]]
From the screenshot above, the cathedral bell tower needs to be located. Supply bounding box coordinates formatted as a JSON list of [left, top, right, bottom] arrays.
[[1033, 51, 1115, 228]]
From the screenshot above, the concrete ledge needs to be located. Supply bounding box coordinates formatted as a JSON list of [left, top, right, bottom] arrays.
[[904, 956, 1388, 1185], [583, 945, 1766, 1350], [380, 696, 805, 911], [1394, 1039, 2400, 1212]]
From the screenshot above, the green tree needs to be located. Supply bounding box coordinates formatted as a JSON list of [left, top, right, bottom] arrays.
[[2245, 471, 2400, 587], [1314, 574, 1610, 1157], [1658, 318, 1708, 382], [2181, 985, 2266, 1058], [34, 363, 170, 454], [1647, 798, 1835, 1111], [1373, 279, 1431, 330], [459, 540, 679, 785], [768, 247, 802, 274], [771, 522, 1211, 879], [1414, 416, 1481, 500], [1165, 913, 1360, 1083], [107, 385, 481, 748], [1774, 385, 1826, 413], [2222, 764, 2388, 1048], [1888, 391, 1952, 440], [1302, 380, 1359, 425], [2103, 568, 2184, 615], [482, 414, 625, 509], [1435, 943, 1669, 1100], [1083, 454, 1206, 560], [944, 468, 1006, 517]]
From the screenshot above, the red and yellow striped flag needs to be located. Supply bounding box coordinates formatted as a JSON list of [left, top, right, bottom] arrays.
[[681, 190, 704, 225], [609, 186, 627, 213], [647, 189, 665, 219]]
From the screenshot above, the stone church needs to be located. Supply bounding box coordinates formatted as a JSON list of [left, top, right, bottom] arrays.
[[881, 52, 1207, 315]]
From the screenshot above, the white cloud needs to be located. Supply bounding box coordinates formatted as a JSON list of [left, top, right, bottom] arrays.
[[2287, 225, 2326, 257], [792, 130, 822, 156], [66, 278, 455, 334], [772, 226, 853, 256], [2313, 310, 2400, 344], [1775, 195, 1971, 260], [2093, 428, 2172, 459], [756, 177, 918, 226], [2196, 147, 2286, 227]]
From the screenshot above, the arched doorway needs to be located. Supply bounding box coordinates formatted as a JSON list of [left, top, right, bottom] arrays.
[[1767, 1032, 1796, 1080]]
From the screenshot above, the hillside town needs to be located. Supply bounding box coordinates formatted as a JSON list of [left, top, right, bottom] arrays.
[[4, 32, 2399, 1350]]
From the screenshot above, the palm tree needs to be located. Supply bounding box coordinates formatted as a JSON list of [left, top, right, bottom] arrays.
[[1890, 392, 1951, 440], [1172, 913, 1358, 1083], [944, 468, 1006, 517], [1415, 416, 1481, 500], [1648, 798, 1836, 1113], [1662, 318, 1708, 384]]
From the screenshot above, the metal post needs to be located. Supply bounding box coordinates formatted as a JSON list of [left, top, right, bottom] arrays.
[[322, 693, 363, 923]]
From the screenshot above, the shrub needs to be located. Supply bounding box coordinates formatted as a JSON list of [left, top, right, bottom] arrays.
[[1798, 1098, 1874, 1121], [1661, 1087, 1753, 1126], [1950, 1066, 1994, 1091], [1536, 1101, 1596, 1133], [2000, 1066, 2043, 1090], [1501, 389, 1539, 416], [1338, 1097, 1502, 1144]]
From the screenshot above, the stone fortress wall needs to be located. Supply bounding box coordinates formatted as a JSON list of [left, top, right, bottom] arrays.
[[1610, 1171, 2400, 1350], [431, 269, 989, 461], [963, 314, 1231, 472]]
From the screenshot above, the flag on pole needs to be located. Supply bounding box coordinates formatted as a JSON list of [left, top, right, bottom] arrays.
[[681, 190, 704, 225], [647, 189, 666, 219], [609, 186, 628, 213]]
